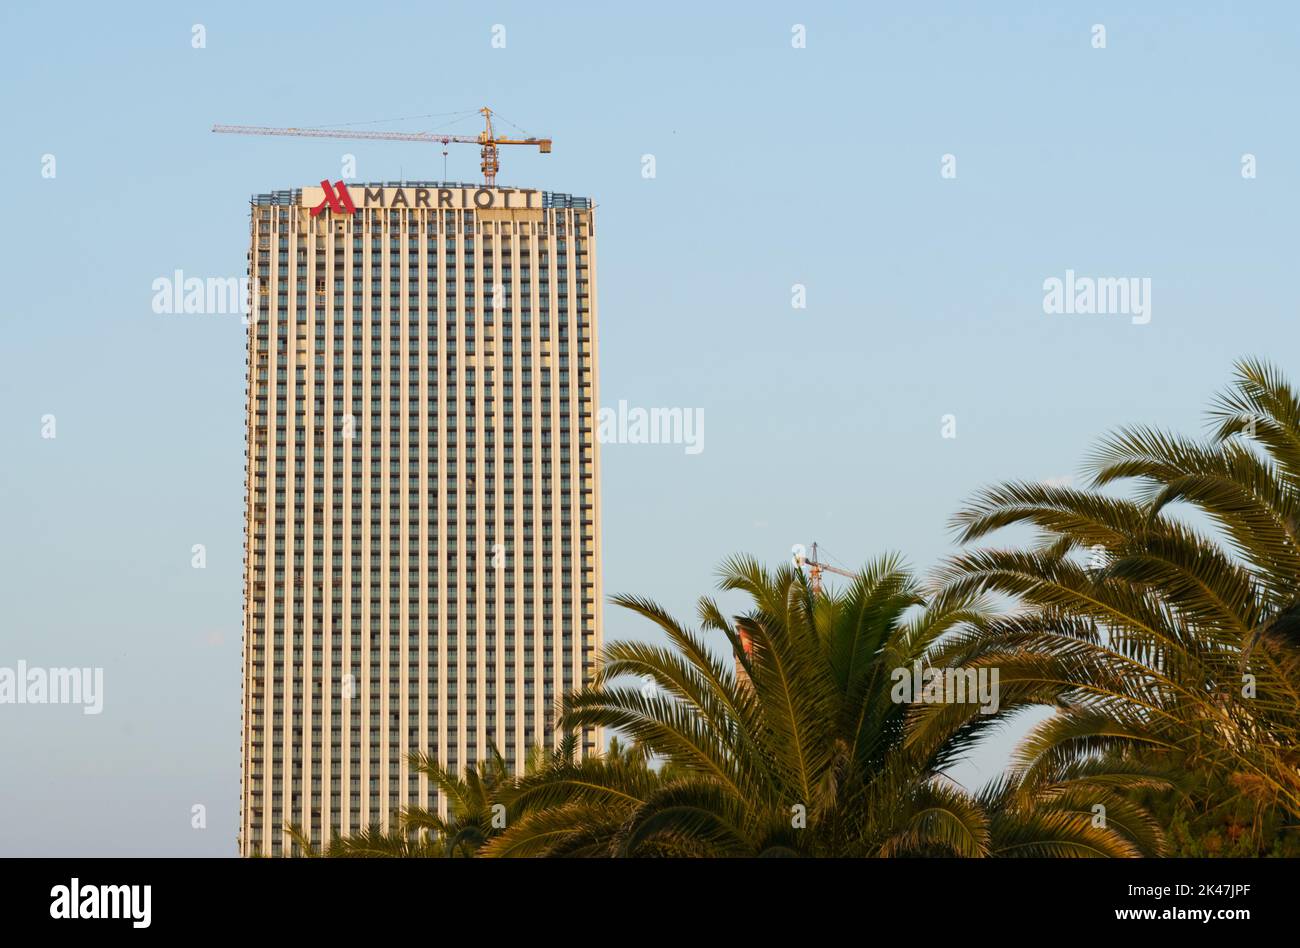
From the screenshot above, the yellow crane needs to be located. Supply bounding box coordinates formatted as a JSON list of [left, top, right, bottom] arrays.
[[212, 106, 551, 187]]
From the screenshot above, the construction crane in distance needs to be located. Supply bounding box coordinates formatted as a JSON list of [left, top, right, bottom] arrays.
[[796, 542, 856, 595], [212, 106, 551, 187], [736, 543, 857, 678]]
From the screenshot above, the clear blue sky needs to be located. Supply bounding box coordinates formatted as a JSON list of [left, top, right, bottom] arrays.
[[1, 1, 1296, 855]]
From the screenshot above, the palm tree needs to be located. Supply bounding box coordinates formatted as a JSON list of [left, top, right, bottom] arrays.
[[551, 554, 1154, 856], [284, 822, 437, 858], [480, 737, 680, 857], [920, 358, 1300, 839], [280, 748, 517, 857], [400, 746, 517, 857], [285, 737, 670, 857]]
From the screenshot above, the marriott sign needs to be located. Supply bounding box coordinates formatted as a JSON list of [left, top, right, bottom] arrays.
[[303, 181, 545, 214]]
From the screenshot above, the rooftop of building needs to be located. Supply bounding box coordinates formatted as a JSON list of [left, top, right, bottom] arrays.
[[251, 181, 590, 209]]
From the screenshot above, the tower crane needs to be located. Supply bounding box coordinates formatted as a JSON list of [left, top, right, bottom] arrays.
[[796, 542, 856, 595], [212, 106, 551, 187], [738, 543, 857, 676], [738, 542, 856, 675]]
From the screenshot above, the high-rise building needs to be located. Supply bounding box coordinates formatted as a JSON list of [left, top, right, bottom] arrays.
[[239, 181, 601, 857]]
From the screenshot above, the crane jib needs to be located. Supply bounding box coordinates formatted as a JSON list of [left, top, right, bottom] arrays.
[[212, 106, 551, 187]]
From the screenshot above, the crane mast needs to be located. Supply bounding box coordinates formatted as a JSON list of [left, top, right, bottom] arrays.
[[797, 542, 856, 595]]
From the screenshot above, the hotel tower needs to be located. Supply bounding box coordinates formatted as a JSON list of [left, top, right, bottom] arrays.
[[239, 181, 601, 856]]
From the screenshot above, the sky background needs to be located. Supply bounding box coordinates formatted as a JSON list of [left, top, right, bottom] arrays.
[[1, 1, 1296, 856]]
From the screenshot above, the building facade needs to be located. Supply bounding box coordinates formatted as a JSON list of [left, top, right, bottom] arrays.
[[239, 181, 601, 856]]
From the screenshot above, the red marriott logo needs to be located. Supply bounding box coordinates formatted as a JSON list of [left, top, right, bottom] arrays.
[[310, 180, 356, 217]]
